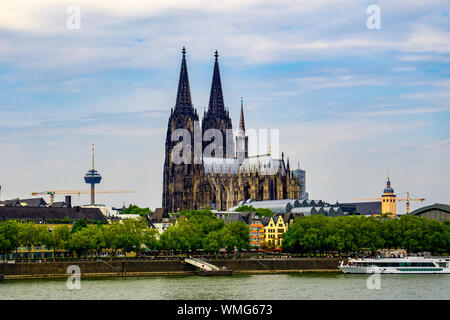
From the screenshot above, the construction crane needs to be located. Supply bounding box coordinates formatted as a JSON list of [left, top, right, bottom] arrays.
[[397, 192, 425, 214], [31, 190, 135, 205]]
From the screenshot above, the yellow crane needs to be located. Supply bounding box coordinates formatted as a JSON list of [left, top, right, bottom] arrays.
[[355, 192, 425, 214], [397, 192, 425, 214], [31, 190, 135, 205]]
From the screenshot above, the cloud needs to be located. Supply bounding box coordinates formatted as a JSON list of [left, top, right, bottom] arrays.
[[392, 67, 415, 72], [292, 75, 387, 92], [339, 107, 450, 117], [0, 0, 449, 74], [0, 0, 449, 208]]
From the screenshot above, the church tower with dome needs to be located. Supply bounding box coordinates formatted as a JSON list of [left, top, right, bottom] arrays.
[[381, 177, 397, 216]]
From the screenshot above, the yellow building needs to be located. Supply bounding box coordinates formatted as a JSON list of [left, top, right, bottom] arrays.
[[262, 215, 288, 249], [381, 177, 396, 216]]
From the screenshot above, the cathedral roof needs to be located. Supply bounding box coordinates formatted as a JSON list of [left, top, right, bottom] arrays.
[[203, 154, 286, 176]]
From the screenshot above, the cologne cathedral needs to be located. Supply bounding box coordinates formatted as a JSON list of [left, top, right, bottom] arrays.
[[162, 48, 300, 213]]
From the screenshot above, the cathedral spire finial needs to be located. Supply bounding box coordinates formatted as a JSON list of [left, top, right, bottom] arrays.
[[208, 50, 225, 115], [175, 47, 193, 110]]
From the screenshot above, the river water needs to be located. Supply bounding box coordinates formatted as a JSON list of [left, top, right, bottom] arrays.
[[1, 273, 449, 300]]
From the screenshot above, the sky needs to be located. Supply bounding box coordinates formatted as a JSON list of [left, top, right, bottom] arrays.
[[0, 0, 449, 212]]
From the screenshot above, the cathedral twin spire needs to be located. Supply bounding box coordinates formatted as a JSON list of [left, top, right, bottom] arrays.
[[207, 50, 226, 116], [175, 47, 193, 110], [175, 48, 231, 117], [174, 48, 242, 158]]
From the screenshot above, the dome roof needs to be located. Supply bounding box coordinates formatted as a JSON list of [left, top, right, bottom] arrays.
[[383, 178, 394, 194]]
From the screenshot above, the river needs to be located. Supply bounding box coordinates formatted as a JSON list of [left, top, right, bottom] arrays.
[[1, 273, 449, 300]]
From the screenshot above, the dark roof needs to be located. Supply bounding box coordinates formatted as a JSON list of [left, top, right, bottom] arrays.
[[149, 208, 169, 223], [50, 202, 68, 208], [0, 200, 21, 207], [145, 218, 156, 229], [410, 203, 450, 216], [339, 202, 381, 215], [0, 206, 106, 222], [261, 216, 271, 226], [225, 212, 256, 225], [283, 212, 293, 223], [0, 198, 48, 207], [18, 198, 48, 207], [383, 187, 394, 193]]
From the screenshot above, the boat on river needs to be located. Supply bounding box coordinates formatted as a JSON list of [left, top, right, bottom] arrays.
[[339, 256, 450, 274]]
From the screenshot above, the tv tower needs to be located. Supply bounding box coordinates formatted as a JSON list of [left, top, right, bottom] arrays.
[[84, 144, 102, 205]]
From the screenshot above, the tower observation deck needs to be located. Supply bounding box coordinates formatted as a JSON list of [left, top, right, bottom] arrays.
[[84, 144, 102, 205]]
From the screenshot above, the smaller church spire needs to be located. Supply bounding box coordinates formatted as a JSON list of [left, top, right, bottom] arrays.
[[239, 97, 246, 133]]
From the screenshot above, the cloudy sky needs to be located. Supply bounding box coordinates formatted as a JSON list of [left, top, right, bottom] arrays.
[[0, 0, 449, 212]]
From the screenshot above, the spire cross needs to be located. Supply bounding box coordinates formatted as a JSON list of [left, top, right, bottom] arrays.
[[182, 47, 186, 57], [214, 50, 219, 60]]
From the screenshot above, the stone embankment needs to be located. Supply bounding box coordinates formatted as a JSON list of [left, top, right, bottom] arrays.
[[0, 258, 340, 279]]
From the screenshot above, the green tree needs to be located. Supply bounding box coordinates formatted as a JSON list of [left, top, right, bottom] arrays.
[[18, 223, 48, 259], [282, 214, 450, 255], [235, 205, 274, 217], [142, 227, 159, 251], [122, 204, 153, 217], [103, 218, 151, 257], [71, 219, 87, 233], [159, 209, 250, 252], [0, 220, 20, 261], [44, 225, 71, 261], [103, 223, 121, 259], [220, 221, 251, 252]]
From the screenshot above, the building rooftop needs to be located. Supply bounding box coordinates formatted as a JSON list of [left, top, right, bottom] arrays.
[[409, 203, 450, 216], [339, 201, 382, 215], [0, 206, 106, 222]]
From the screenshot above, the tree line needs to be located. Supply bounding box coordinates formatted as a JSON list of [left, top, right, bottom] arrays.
[[0, 209, 250, 260], [235, 205, 273, 217], [0, 218, 159, 260], [161, 209, 250, 252], [282, 215, 450, 255], [1, 210, 448, 260]]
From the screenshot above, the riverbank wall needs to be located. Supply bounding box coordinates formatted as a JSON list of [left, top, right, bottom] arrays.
[[0, 258, 340, 280]]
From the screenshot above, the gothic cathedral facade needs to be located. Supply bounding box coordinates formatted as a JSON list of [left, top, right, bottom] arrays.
[[162, 48, 300, 213]]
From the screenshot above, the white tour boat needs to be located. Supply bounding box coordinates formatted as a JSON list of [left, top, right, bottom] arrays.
[[339, 256, 450, 274]]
